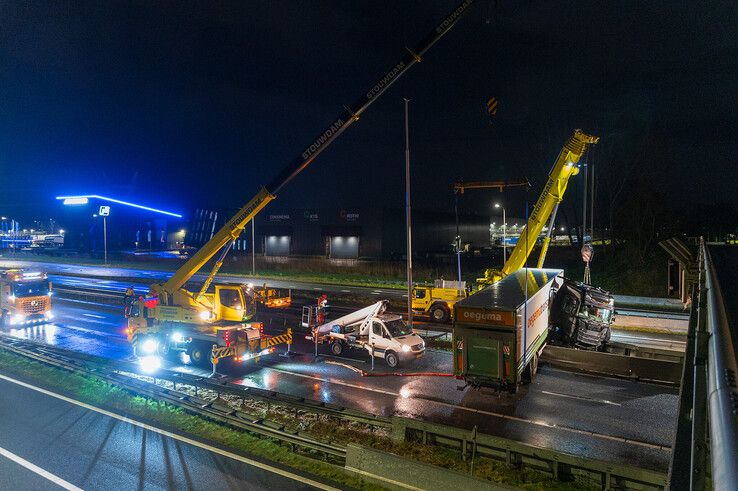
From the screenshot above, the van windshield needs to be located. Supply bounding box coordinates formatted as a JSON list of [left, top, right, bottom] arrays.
[[13, 281, 49, 298], [384, 319, 413, 337]]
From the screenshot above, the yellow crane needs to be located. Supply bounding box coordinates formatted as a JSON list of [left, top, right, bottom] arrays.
[[127, 0, 478, 364], [477, 130, 599, 286]]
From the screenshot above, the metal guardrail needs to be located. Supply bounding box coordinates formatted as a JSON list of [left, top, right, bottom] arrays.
[[703, 244, 738, 489], [668, 239, 738, 490], [393, 418, 667, 490]]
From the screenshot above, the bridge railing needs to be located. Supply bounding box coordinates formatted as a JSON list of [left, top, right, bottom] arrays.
[[669, 238, 738, 490]]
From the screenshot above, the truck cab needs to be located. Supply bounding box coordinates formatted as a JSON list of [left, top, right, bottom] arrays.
[[0, 270, 53, 326]]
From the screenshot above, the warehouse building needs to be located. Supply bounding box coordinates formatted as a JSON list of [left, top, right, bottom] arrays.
[[187, 207, 490, 260]]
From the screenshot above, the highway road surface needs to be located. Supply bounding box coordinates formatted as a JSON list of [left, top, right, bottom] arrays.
[[0, 258, 405, 300], [3, 296, 679, 473], [0, 373, 334, 490]]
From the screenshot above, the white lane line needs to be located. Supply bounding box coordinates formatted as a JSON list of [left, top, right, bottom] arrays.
[[267, 367, 666, 450], [81, 313, 105, 319], [0, 373, 338, 491], [370, 292, 381, 295], [0, 445, 83, 491], [340, 290, 351, 293], [540, 390, 622, 406]]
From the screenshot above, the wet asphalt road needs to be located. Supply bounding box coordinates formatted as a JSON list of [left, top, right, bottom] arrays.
[[0, 258, 405, 300], [0, 375, 327, 490], [4, 297, 678, 472]]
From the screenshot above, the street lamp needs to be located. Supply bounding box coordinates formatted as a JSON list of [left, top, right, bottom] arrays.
[[494, 203, 507, 265]]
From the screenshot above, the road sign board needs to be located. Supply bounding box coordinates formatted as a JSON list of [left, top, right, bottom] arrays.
[[99, 206, 110, 216]]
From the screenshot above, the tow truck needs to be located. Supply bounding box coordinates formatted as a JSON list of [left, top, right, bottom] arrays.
[[0, 269, 53, 326], [306, 300, 425, 368], [127, 0, 477, 368]]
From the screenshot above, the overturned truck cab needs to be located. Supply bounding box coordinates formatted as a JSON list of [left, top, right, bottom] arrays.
[[453, 268, 563, 391], [548, 279, 613, 350]]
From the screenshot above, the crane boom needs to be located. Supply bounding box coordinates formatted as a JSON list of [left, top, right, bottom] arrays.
[[160, 0, 478, 297], [478, 130, 599, 286]]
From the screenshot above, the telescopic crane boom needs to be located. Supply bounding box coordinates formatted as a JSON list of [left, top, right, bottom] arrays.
[[478, 130, 599, 286], [149, 0, 479, 312]]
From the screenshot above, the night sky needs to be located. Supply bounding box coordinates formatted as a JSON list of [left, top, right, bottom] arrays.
[[2, 1, 736, 223]]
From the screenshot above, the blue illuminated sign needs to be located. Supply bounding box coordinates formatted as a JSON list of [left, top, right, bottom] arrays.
[[56, 195, 182, 218]]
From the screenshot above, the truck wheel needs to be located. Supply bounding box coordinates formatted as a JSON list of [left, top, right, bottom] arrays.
[[188, 343, 210, 367], [330, 340, 344, 356], [385, 350, 400, 368], [429, 304, 450, 323], [523, 352, 539, 383]]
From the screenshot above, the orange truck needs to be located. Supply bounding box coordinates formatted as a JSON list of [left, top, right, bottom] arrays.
[[0, 269, 53, 326]]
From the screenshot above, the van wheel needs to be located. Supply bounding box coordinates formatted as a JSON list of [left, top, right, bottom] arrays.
[[429, 304, 450, 323], [188, 343, 210, 367], [330, 340, 344, 356], [385, 351, 400, 368]]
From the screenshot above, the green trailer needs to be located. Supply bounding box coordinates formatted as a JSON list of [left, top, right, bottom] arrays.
[[453, 268, 563, 391]]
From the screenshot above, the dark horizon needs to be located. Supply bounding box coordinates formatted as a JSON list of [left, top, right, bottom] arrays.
[[2, 1, 737, 229]]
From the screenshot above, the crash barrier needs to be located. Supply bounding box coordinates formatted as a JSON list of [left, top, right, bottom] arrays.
[[613, 294, 685, 313], [344, 443, 508, 491], [0, 334, 669, 489], [668, 241, 738, 490], [541, 345, 683, 385], [53, 286, 124, 305], [392, 418, 667, 490]]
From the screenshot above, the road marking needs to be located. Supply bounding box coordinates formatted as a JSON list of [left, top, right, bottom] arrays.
[[340, 290, 351, 293], [0, 373, 339, 491], [540, 390, 622, 406], [267, 367, 666, 450], [370, 292, 381, 295], [82, 313, 105, 319], [0, 445, 82, 491]]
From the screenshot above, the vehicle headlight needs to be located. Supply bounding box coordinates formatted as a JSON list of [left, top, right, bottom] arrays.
[[141, 339, 157, 354], [199, 310, 213, 321], [139, 355, 161, 373], [402, 345, 411, 352], [171, 332, 185, 343], [45, 311, 54, 320], [11, 314, 24, 325]]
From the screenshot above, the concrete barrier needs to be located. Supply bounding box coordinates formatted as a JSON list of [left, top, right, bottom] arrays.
[[344, 444, 509, 490], [541, 345, 683, 384]]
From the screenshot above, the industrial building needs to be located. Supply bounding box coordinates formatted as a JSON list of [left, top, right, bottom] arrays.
[[187, 207, 491, 260]]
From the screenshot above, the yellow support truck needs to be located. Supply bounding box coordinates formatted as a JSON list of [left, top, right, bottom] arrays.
[[412, 280, 468, 323], [453, 268, 562, 391]]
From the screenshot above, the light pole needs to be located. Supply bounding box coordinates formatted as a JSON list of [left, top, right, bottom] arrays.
[[494, 203, 506, 265]]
